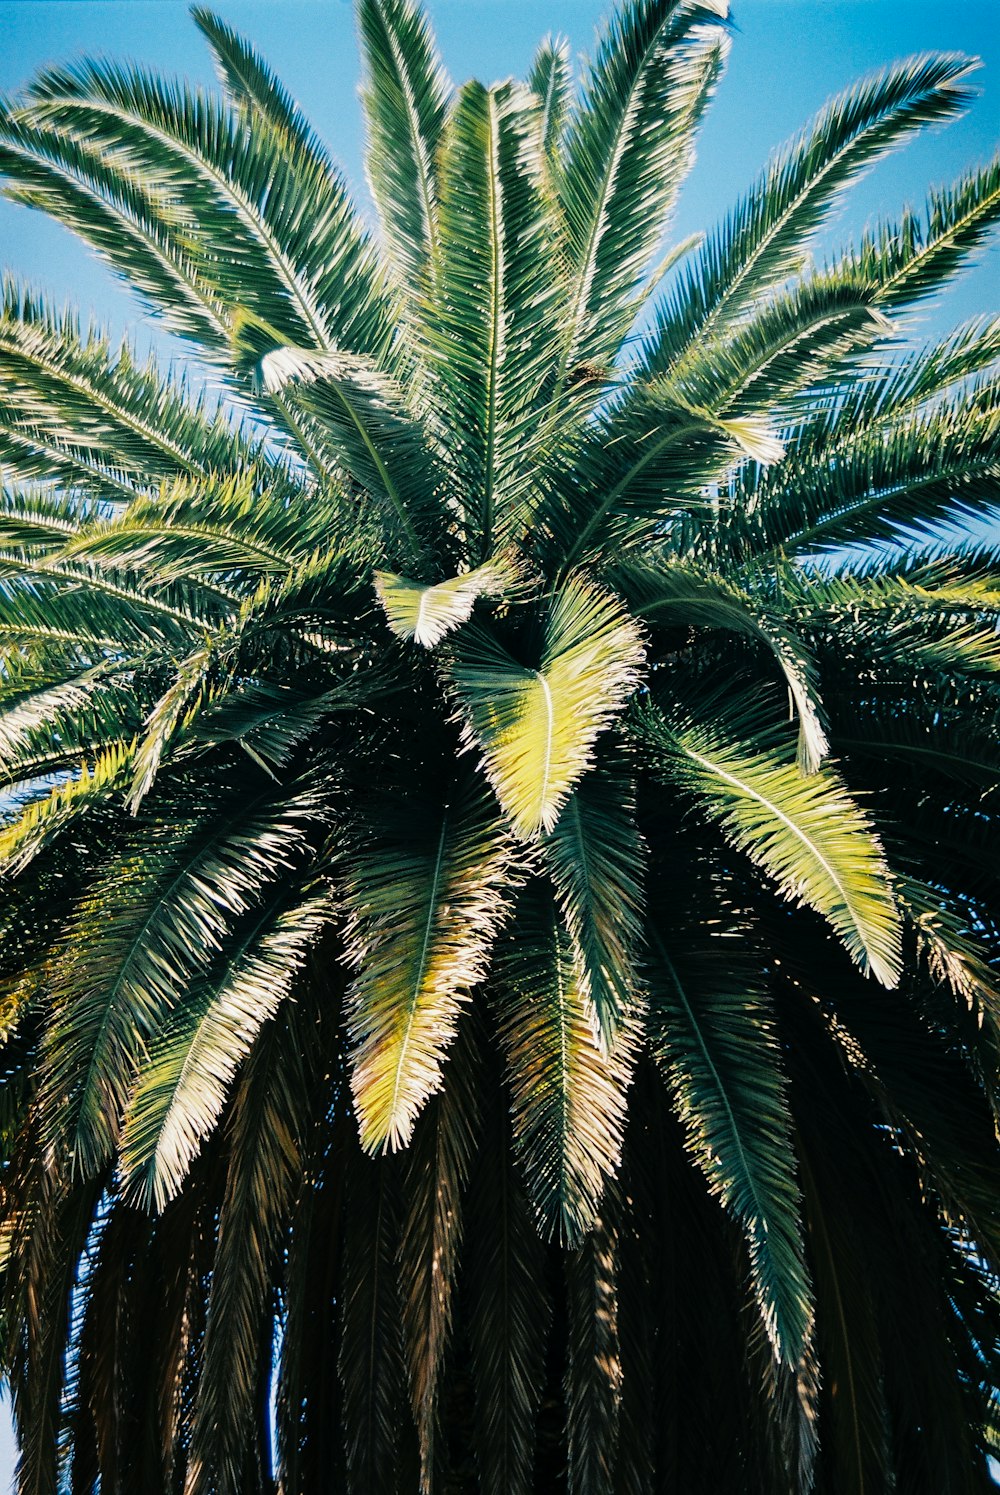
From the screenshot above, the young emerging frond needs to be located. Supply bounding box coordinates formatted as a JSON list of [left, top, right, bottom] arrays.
[[449, 577, 644, 839]]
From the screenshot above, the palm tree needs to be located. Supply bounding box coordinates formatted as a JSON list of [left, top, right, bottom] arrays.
[[0, 0, 998, 1488]]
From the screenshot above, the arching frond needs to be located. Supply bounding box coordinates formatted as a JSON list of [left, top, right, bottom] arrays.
[[634, 697, 903, 986]]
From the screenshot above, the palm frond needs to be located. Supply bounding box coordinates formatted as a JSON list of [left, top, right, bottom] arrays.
[[339, 1146, 409, 1494], [420, 79, 563, 556], [645, 52, 978, 376], [358, 0, 452, 305], [634, 697, 903, 986], [250, 340, 444, 563], [0, 111, 231, 351], [397, 1019, 479, 1492], [119, 882, 336, 1211], [495, 883, 637, 1244], [186, 995, 315, 1495], [646, 915, 813, 1366], [18, 56, 391, 358], [564, 1200, 623, 1495], [448, 576, 644, 839], [540, 757, 645, 1045], [345, 784, 514, 1153], [465, 1081, 552, 1495], [555, 0, 730, 381], [0, 740, 132, 876], [0, 280, 246, 483], [827, 153, 1000, 312], [374, 562, 504, 648], [527, 35, 572, 169], [616, 557, 829, 771], [40, 779, 324, 1177]]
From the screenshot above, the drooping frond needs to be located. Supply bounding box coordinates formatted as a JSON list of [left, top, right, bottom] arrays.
[[616, 557, 830, 771], [345, 784, 514, 1152], [339, 1146, 409, 1494], [397, 1019, 479, 1491], [646, 913, 813, 1365], [119, 881, 336, 1210], [564, 1200, 624, 1495], [40, 779, 325, 1177], [465, 1083, 552, 1495], [494, 883, 637, 1244], [186, 995, 316, 1495], [634, 696, 903, 986], [540, 758, 646, 1045]]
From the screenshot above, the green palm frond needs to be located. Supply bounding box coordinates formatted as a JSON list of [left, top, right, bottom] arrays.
[[358, 0, 452, 304], [527, 34, 572, 169], [0, 113, 231, 351], [18, 57, 391, 358], [540, 759, 645, 1045], [740, 398, 1000, 560], [635, 697, 903, 986], [0, 280, 247, 483], [495, 884, 636, 1244], [449, 576, 644, 839], [646, 916, 813, 1365], [555, 0, 730, 383], [789, 313, 1000, 454], [616, 557, 830, 771], [0, 740, 132, 876], [645, 52, 978, 376], [0, 662, 150, 792], [421, 79, 563, 555], [898, 876, 1000, 1028], [345, 785, 514, 1153], [249, 340, 444, 563], [119, 882, 336, 1210], [646, 276, 890, 431], [40, 780, 324, 1177], [827, 153, 1000, 312]]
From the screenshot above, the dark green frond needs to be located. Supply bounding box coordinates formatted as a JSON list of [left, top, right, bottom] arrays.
[[495, 883, 637, 1244], [358, 0, 452, 305]]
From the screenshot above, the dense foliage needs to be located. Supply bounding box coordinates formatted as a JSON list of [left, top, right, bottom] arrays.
[[0, 0, 998, 1490]]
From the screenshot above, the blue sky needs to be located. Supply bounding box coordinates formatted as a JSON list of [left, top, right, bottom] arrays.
[[0, 0, 997, 1486]]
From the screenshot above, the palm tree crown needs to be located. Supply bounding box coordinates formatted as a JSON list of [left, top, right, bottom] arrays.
[[0, 1, 998, 1490]]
